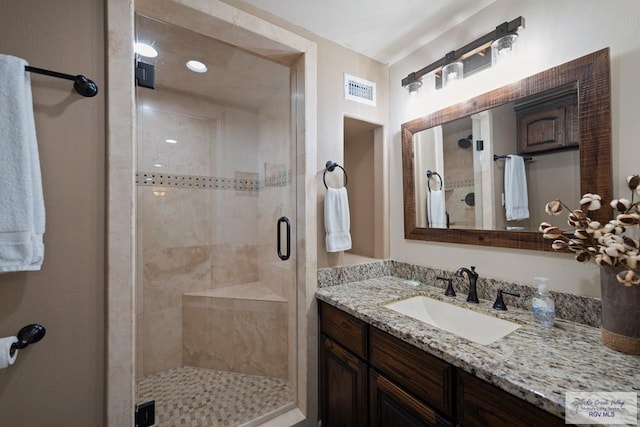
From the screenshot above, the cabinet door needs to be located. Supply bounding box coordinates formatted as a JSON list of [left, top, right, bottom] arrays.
[[457, 370, 565, 427], [517, 105, 565, 153], [370, 370, 452, 427], [370, 327, 454, 417], [320, 335, 368, 427]]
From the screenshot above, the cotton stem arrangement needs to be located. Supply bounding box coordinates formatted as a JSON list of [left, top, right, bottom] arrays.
[[540, 174, 640, 286]]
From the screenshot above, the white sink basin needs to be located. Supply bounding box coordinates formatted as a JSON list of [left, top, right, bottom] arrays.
[[384, 296, 520, 345]]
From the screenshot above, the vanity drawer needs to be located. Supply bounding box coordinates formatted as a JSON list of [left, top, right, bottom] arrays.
[[369, 327, 454, 417], [319, 301, 368, 359]]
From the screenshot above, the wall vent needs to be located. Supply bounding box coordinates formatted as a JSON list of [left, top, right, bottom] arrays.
[[344, 73, 376, 106]]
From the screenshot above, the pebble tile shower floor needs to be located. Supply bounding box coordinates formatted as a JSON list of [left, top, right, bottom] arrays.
[[136, 366, 294, 426]]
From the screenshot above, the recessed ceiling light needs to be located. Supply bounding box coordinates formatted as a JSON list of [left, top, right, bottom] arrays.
[[135, 42, 158, 58], [165, 139, 178, 144], [154, 164, 163, 168], [186, 60, 208, 73]]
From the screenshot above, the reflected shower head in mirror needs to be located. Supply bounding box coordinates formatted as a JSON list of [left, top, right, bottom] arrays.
[[458, 135, 472, 149]]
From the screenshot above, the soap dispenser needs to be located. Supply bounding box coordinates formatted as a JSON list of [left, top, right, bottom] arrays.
[[532, 277, 555, 327]]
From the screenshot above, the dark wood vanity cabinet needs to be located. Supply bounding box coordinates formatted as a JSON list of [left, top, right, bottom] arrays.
[[318, 301, 565, 427], [319, 301, 452, 427]]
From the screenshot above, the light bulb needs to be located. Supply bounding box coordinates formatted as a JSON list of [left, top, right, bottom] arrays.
[[134, 42, 158, 58]]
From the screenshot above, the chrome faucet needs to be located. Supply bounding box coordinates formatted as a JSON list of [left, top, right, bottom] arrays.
[[455, 266, 479, 303]]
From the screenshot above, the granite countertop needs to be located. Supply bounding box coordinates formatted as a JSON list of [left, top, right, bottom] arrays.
[[316, 276, 640, 420]]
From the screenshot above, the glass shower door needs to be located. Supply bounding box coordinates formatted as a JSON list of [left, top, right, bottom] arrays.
[[134, 14, 296, 426]]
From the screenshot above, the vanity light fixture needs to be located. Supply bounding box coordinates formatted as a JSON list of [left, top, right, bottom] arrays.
[[441, 51, 464, 88], [401, 16, 524, 93], [442, 61, 463, 87], [405, 73, 423, 94], [491, 25, 519, 66]]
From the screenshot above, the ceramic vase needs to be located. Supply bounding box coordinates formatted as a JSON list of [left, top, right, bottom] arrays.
[[600, 266, 640, 355]]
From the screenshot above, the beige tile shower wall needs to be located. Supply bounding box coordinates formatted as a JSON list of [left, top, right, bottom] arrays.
[[182, 294, 288, 378], [136, 88, 263, 376]]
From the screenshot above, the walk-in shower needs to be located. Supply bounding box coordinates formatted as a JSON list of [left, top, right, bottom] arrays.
[[134, 14, 297, 426]]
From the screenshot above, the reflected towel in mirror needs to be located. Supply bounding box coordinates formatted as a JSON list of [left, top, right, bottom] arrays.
[[427, 190, 446, 228], [504, 155, 529, 221]]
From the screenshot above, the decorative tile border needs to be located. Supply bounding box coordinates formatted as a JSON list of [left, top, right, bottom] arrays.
[[444, 178, 474, 191], [264, 163, 292, 188], [136, 169, 291, 191], [265, 169, 292, 187], [317, 259, 601, 327]]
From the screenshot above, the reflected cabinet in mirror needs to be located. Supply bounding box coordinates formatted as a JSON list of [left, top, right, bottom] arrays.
[[402, 48, 611, 251]]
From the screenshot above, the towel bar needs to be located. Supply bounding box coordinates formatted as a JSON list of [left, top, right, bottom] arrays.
[[323, 161, 348, 189], [25, 65, 98, 97], [493, 154, 533, 161], [426, 169, 443, 192]]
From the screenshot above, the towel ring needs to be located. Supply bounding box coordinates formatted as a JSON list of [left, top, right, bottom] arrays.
[[323, 161, 348, 189], [426, 170, 443, 192]]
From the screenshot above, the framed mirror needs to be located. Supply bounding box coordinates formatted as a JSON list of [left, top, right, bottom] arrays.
[[401, 48, 611, 251]]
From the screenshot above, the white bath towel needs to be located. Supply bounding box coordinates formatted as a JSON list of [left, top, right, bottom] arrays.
[[504, 154, 529, 221], [427, 189, 446, 228], [0, 54, 45, 272], [324, 187, 352, 252]]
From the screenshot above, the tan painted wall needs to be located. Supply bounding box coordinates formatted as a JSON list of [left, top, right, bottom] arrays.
[[390, 0, 640, 297], [0, 0, 105, 425]]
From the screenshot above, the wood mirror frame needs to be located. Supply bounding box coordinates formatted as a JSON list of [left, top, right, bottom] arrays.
[[401, 48, 611, 251]]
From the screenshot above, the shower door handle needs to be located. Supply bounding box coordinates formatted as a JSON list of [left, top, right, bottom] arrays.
[[277, 216, 291, 261]]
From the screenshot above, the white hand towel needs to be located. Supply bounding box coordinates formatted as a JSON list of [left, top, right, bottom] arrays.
[[427, 189, 446, 228], [0, 54, 45, 272], [504, 155, 529, 221], [324, 187, 352, 252]]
